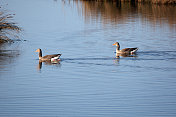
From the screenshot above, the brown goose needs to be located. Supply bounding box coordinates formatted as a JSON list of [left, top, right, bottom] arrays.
[[113, 42, 138, 54], [35, 48, 61, 61]]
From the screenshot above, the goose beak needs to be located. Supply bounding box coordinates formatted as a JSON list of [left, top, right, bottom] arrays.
[[113, 43, 116, 46], [35, 50, 38, 52]]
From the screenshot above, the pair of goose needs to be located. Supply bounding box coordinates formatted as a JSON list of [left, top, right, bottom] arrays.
[[35, 42, 138, 61]]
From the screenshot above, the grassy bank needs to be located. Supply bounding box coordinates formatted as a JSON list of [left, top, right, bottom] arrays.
[[0, 7, 21, 43]]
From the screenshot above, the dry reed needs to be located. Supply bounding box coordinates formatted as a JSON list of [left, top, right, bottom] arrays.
[[81, 0, 176, 4], [0, 7, 21, 43]]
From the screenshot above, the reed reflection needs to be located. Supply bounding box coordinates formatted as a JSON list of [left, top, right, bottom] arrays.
[[0, 46, 20, 72], [75, 1, 176, 29]]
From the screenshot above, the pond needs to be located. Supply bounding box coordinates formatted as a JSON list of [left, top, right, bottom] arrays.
[[0, 0, 176, 116]]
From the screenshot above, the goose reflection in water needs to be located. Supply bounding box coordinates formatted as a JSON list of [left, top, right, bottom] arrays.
[[37, 59, 61, 70], [115, 53, 138, 58], [113, 53, 138, 65]]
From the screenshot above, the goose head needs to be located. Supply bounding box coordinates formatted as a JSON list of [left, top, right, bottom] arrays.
[[35, 48, 41, 52], [113, 42, 120, 46]]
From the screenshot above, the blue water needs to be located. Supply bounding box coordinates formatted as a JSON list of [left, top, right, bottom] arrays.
[[0, 0, 176, 116]]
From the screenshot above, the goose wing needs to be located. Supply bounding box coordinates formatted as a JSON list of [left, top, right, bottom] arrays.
[[43, 54, 61, 60], [121, 48, 138, 53]]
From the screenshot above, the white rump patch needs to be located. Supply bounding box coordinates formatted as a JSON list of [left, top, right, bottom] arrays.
[[131, 48, 138, 54], [51, 56, 59, 61]]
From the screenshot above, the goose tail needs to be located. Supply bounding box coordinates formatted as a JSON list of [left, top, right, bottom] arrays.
[[131, 48, 138, 54]]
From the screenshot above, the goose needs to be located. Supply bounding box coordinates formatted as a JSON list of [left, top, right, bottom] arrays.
[[35, 48, 61, 61], [113, 42, 138, 54]]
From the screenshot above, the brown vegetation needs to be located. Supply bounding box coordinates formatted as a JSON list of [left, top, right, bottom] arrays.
[[81, 0, 176, 4], [138, 0, 176, 4], [0, 7, 21, 43]]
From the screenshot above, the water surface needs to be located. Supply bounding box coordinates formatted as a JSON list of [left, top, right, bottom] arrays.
[[0, 0, 176, 117]]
